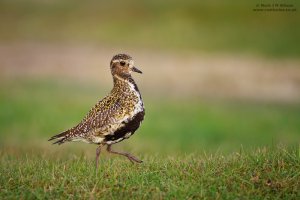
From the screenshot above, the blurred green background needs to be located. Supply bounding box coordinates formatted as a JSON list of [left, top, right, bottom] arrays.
[[1, 0, 300, 57], [0, 0, 300, 155]]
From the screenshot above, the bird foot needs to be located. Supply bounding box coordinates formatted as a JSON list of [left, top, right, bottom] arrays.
[[126, 154, 143, 164]]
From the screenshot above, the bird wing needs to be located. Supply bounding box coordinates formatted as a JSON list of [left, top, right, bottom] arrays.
[[71, 95, 129, 139], [49, 95, 132, 145]]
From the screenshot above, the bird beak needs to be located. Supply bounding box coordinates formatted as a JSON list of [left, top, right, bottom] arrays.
[[132, 66, 143, 74]]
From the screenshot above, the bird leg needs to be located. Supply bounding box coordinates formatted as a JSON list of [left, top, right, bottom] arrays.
[[106, 144, 143, 163], [95, 145, 101, 169]]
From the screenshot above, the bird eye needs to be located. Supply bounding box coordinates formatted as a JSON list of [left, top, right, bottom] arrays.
[[120, 61, 126, 66]]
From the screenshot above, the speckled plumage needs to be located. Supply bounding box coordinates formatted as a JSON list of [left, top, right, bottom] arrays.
[[49, 54, 145, 166]]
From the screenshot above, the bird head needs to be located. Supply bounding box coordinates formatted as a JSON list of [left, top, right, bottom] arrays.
[[110, 54, 142, 78]]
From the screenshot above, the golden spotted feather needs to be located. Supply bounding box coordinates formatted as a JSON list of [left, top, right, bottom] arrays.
[[49, 76, 144, 145]]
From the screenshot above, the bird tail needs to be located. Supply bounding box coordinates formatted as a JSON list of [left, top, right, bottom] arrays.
[[48, 130, 71, 145]]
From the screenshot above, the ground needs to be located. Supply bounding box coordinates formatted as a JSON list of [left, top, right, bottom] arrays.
[[0, 146, 299, 199]]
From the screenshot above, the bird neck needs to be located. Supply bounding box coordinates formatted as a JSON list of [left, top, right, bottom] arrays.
[[112, 74, 138, 91]]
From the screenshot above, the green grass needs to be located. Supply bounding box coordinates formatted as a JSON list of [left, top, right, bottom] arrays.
[[0, 146, 299, 199], [0, 0, 299, 57], [0, 78, 300, 199]]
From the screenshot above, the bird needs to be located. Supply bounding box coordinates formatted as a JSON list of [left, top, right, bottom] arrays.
[[49, 54, 145, 168]]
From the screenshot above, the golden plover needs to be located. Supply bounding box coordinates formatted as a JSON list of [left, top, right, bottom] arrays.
[[49, 54, 145, 168]]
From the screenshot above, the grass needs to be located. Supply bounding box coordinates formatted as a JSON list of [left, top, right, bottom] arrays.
[[0, 0, 299, 57], [0, 146, 299, 199], [0, 78, 300, 199]]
